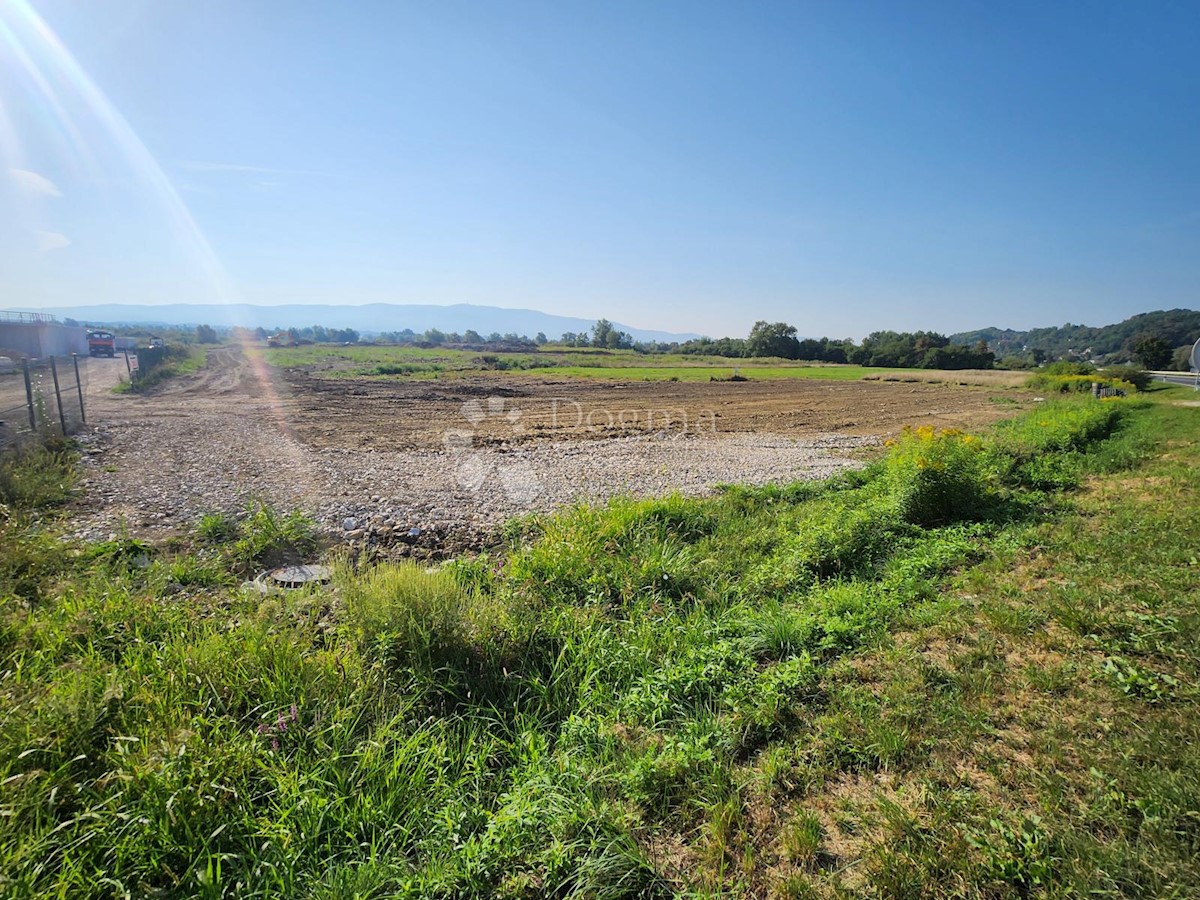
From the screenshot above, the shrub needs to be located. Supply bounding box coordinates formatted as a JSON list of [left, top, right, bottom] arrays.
[[1100, 364, 1152, 392], [1026, 372, 1136, 395], [879, 426, 993, 526], [1041, 361, 1096, 376]]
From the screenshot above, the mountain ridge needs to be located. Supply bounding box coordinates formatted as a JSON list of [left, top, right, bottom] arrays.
[[13, 302, 700, 344]]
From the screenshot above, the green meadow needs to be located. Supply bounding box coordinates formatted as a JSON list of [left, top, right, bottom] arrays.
[[261, 344, 910, 382], [516, 364, 889, 382], [2, 389, 1198, 897]]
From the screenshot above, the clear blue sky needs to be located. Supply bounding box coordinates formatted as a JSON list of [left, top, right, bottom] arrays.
[[2, 0, 1197, 338]]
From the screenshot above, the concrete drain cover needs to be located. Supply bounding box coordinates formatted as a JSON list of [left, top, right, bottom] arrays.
[[266, 564, 332, 588]]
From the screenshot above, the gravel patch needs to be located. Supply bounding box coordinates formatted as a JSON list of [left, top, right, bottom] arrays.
[[71, 420, 873, 555], [66, 350, 883, 556]]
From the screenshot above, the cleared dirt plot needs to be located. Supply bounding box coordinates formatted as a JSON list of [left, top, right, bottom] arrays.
[[280, 360, 1031, 450], [72, 344, 1035, 553]]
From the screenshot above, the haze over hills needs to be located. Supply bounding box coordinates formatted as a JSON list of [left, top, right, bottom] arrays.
[[15, 303, 699, 344]]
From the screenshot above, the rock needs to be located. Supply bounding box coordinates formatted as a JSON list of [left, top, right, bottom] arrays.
[[343, 517, 357, 531]]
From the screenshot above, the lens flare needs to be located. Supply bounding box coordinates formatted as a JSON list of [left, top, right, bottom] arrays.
[[1, 0, 320, 506], [1, 0, 231, 298]]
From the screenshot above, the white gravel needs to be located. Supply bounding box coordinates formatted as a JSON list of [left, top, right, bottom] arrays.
[[71, 420, 872, 554], [65, 351, 876, 554]]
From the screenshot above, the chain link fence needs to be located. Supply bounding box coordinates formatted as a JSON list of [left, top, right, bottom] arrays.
[[0, 355, 90, 452]]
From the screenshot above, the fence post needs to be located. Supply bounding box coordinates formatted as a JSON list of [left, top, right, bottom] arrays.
[[22, 358, 36, 432], [50, 357, 67, 434], [124, 349, 132, 376], [72, 353, 86, 423]]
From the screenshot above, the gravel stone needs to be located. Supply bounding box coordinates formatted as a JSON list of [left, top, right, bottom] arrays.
[[66, 350, 878, 554]]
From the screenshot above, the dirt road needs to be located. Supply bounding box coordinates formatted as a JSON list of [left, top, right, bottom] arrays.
[[71, 345, 1033, 554]]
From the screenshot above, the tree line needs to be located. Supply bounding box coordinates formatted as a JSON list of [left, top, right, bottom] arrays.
[[157, 308, 1200, 372], [676, 322, 996, 369]]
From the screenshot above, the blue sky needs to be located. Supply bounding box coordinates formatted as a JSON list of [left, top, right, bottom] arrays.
[[2, 0, 1197, 338]]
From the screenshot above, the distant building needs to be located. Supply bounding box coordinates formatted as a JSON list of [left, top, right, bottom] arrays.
[[0, 310, 88, 357]]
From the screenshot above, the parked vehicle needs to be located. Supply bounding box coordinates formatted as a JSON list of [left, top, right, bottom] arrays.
[[87, 330, 116, 357]]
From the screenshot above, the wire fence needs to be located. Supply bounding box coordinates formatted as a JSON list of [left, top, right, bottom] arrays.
[[0, 355, 89, 452], [0, 310, 59, 325]]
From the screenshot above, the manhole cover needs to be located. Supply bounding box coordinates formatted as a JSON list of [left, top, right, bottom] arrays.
[[267, 564, 332, 588]]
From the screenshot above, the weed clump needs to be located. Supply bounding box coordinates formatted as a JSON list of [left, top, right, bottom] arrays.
[[342, 560, 481, 664], [0, 441, 74, 509], [880, 425, 993, 526], [189, 503, 318, 570], [0, 441, 76, 603], [195, 510, 239, 543], [991, 400, 1126, 489]]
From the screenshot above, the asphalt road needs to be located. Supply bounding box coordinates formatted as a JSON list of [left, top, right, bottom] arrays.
[[1151, 373, 1200, 387]]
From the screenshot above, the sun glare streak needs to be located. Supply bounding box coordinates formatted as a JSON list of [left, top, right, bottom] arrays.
[[1, 0, 233, 300], [236, 334, 325, 510], [0, 14, 95, 178], [1, 0, 321, 497], [0, 94, 25, 175]]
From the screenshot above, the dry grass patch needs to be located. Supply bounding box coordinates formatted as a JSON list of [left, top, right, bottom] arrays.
[[861, 368, 1029, 388]]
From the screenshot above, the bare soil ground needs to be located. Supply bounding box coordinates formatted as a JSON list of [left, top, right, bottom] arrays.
[[281, 364, 1031, 450], [69, 346, 1035, 554]]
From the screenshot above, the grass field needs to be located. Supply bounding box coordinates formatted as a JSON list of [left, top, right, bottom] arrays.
[[517, 364, 891, 382], [263, 344, 916, 382], [2, 388, 1198, 896]]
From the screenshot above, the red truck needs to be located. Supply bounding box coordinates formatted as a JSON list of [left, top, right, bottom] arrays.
[[87, 330, 116, 357]]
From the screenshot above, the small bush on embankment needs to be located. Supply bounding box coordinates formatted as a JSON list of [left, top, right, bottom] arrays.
[[7, 394, 1197, 897], [1025, 360, 1152, 395], [115, 345, 206, 393], [0, 439, 74, 510], [0, 441, 75, 605], [1027, 371, 1137, 395]]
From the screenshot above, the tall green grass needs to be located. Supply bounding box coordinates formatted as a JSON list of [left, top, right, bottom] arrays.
[[3, 395, 1189, 897]]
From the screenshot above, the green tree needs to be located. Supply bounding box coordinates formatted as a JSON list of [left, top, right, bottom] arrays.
[[1132, 334, 1172, 369], [195, 324, 219, 344], [1171, 344, 1195, 372], [746, 321, 801, 359], [592, 319, 615, 348]]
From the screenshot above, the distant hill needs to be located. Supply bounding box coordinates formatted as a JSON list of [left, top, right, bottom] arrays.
[[13, 303, 699, 344], [951, 308, 1200, 363]]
